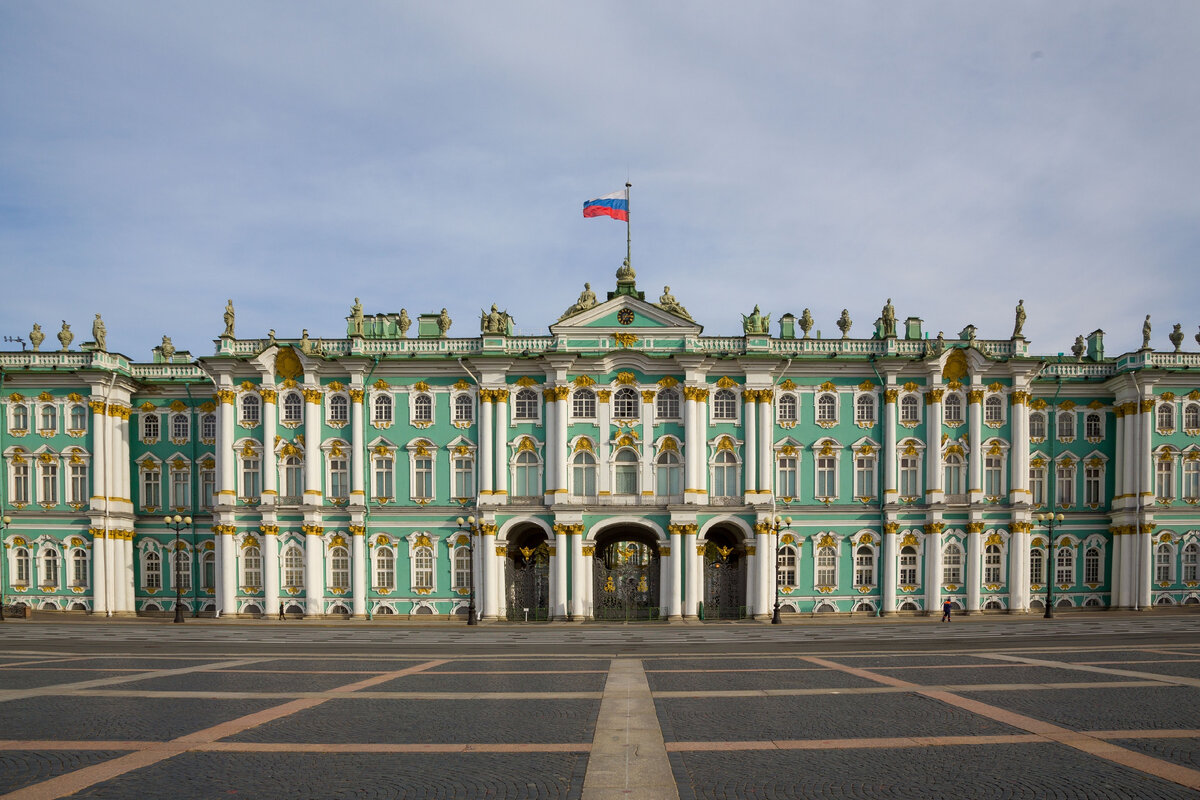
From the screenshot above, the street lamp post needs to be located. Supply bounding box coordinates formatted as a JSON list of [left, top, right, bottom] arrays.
[[163, 514, 192, 624], [455, 516, 479, 625], [0, 515, 11, 622], [1035, 512, 1065, 619], [770, 514, 793, 624]]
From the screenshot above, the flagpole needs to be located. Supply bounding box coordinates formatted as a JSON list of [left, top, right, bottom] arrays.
[[625, 182, 632, 266]]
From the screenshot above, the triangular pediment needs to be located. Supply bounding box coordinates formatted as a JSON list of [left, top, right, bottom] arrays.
[[550, 293, 702, 335]]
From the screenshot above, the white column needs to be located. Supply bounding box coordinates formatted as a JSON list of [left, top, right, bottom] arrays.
[[264, 526, 280, 617], [219, 527, 236, 615], [90, 529, 107, 615], [968, 389, 983, 503], [351, 526, 366, 618], [542, 392, 557, 499], [304, 528, 324, 616], [758, 396, 772, 493], [482, 525, 499, 620], [598, 394, 612, 497], [1139, 526, 1153, 608], [116, 411, 132, 507], [882, 526, 897, 614], [1113, 411, 1125, 507], [122, 534, 134, 613], [1010, 525, 1027, 611], [1123, 403, 1138, 509], [494, 392, 509, 501], [883, 390, 897, 502], [553, 525, 568, 619], [745, 544, 757, 618], [966, 525, 982, 612], [303, 390, 322, 505], [640, 391, 654, 499], [217, 391, 237, 505], [743, 392, 757, 501], [683, 527, 699, 617], [1140, 400, 1154, 503], [683, 392, 698, 498], [478, 392, 494, 496], [668, 527, 683, 619], [571, 529, 586, 618], [925, 526, 942, 614], [926, 389, 944, 502], [554, 389, 568, 503], [756, 524, 771, 617], [105, 534, 119, 615], [90, 402, 107, 509], [350, 391, 364, 504], [262, 390, 278, 503], [1009, 394, 1029, 503]]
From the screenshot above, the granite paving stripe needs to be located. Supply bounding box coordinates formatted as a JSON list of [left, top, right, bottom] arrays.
[[1078, 660, 1200, 680], [427, 658, 611, 673], [51, 689, 604, 702], [830, 653, 991, 668], [1016, 649, 1194, 664], [0, 752, 131, 795], [667, 733, 1045, 751], [116, 670, 364, 693], [646, 668, 879, 693], [0, 696, 283, 741], [965, 686, 1200, 732], [371, 672, 608, 693], [61, 658, 222, 670], [868, 666, 1154, 686], [240, 658, 428, 672], [643, 657, 814, 671], [650, 680, 1164, 699], [0, 657, 270, 702], [1111, 737, 1200, 771], [0, 671, 139, 690], [981, 652, 1200, 687]]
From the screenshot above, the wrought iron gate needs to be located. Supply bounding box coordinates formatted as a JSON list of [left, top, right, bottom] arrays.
[[593, 541, 661, 621], [505, 543, 549, 621], [703, 542, 745, 619]]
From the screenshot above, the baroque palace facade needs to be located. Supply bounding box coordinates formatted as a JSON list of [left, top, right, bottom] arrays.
[[2, 266, 1200, 621]]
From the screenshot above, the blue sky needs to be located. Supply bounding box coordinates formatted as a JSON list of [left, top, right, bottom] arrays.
[[3, 3, 1199, 359]]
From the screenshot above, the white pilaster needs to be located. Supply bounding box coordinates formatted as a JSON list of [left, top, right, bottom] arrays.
[[882, 526, 897, 614], [598, 393, 611, 497], [640, 391, 654, 499], [264, 526, 280, 617], [554, 389, 568, 503], [743, 393, 757, 502], [350, 390, 364, 503], [543, 392, 557, 498], [305, 528, 323, 616], [219, 527, 236, 615], [553, 526, 568, 619], [925, 526, 942, 614], [262, 389, 278, 504], [668, 528, 683, 619], [217, 391, 237, 505], [966, 526, 981, 612], [303, 390, 322, 505], [968, 388, 983, 503], [883, 389, 898, 501], [482, 525, 499, 620], [478, 392, 494, 496], [758, 396, 772, 494], [351, 526, 366, 618], [683, 528, 699, 617], [926, 386, 944, 503], [571, 530, 586, 618]]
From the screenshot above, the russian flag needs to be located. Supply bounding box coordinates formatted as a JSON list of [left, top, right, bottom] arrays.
[[583, 190, 629, 221]]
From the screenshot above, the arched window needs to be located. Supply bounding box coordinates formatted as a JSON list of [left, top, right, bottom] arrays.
[[329, 395, 349, 423], [413, 394, 433, 423], [282, 456, 303, 498], [454, 394, 473, 423], [778, 394, 797, 423], [412, 545, 434, 590], [243, 546, 263, 590], [1186, 404, 1200, 431], [854, 546, 875, 586], [942, 543, 963, 585], [283, 393, 303, 423], [943, 454, 964, 496], [1030, 548, 1045, 584], [69, 548, 88, 587], [374, 394, 393, 423], [1057, 411, 1075, 440], [855, 395, 875, 425], [513, 449, 540, 497], [656, 450, 683, 497], [572, 389, 596, 419], [1155, 543, 1173, 583], [171, 414, 189, 441], [241, 394, 260, 424], [1085, 412, 1102, 439], [11, 403, 28, 430], [713, 389, 737, 420], [514, 388, 538, 420], [70, 405, 87, 431], [1029, 411, 1046, 440], [944, 394, 964, 424], [816, 394, 837, 423], [816, 545, 837, 586], [712, 450, 738, 498], [613, 387, 638, 419], [40, 404, 57, 432], [1183, 543, 1199, 583], [144, 551, 161, 589], [984, 544, 1002, 584], [571, 451, 597, 497], [201, 413, 217, 440], [375, 547, 395, 590], [1158, 403, 1175, 432], [614, 449, 639, 496], [984, 396, 1003, 424], [329, 546, 350, 591], [899, 545, 918, 585], [142, 413, 159, 440], [453, 545, 472, 590], [1055, 547, 1074, 585], [778, 545, 797, 586], [1084, 547, 1101, 584], [656, 388, 680, 419], [14, 547, 30, 586], [329, 455, 349, 500], [282, 545, 305, 589], [200, 551, 215, 591], [900, 395, 919, 424]]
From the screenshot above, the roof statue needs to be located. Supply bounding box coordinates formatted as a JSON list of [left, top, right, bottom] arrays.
[[655, 286, 693, 321], [1142, 314, 1152, 350], [799, 308, 813, 339], [481, 304, 514, 335], [398, 309, 411, 338], [559, 283, 598, 321], [29, 323, 44, 352], [742, 305, 770, 335], [837, 309, 852, 339], [223, 299, 235, 338], [350, 298, 364, 337], [1013, 299, 1026, 339], [1170, 323, 1184, 353], [57, 321, 73, 352], [160, 335, 175, 361], [92, 314, 107, 352], [437, 308, 452, 338], [881, 298, 896, 338]]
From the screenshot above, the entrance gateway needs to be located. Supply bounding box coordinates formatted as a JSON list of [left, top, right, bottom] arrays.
[[592, 527, 661, 621]]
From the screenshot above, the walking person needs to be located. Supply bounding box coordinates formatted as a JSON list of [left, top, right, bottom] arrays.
[[942, 598, 952, 623], [278, 603, 285, 621]]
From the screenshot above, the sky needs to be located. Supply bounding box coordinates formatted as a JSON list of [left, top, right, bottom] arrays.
[[3, 2, 1199, 360]]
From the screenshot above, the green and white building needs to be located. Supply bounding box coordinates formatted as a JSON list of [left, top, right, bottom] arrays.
[[2, 267, 1199, 620]]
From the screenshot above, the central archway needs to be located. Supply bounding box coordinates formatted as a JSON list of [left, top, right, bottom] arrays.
[[592, 526, 662, 621]]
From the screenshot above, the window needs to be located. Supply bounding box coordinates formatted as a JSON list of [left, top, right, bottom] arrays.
[[1055, 547, 1074, 585], [144, 551, 161, 589], [453, 394, 473, 423], [141, 468, 160, 509], [374, 394, 393, 423], [329, 395, 349, 423], [413, 455, 433, 500], [984, 396, 1003, 424], [70, 549, 88, 587], [70, 405, 87, 431], [1184, 459, 1200, 501], [242, 395, 260, 424], [170, 467, 189, 509], [1085, 465, 1103, 506], [69, 461, 88, 505], [854, 546, 875, 586], [40, 405, 57, 432], [1057, 412, 1075, 441], [1186, 404, 1200, 431], [656, 450, 682, 497], [816, 394, 837, 424], [900, 395, 919, 424], [13, 460, 29, 505], [777, 394, 797, 423], [1156, 543, 1172, 583], [200, 469, 215, 509], [283, 545, 305, 588], [142, 414, 159, 440], [413, 545, 434, 590], [1156, 456, 1175, 500], [984, 455, 1003, 497], [713, 389, 737, 420], [283, 394, 303, 423], [513, 450, 540, 497], [943, 454, 964, 497], [712, 450, 738, 497], [330, 546, 350, 591], [1030, 548, 1045, 584], [816, 545, 837, 586], [282, 456, 303, 498], [1055, 462, 1075, 505], [453, 454, 474, 500], [514, 388, 538, 420], [615, 449, 639, 495], [14, 547, 30, 585], [855, 395, 875, 425], [241, 456, 261, 499], [243, 546, 263, 591], [899, 455, 919, 497], [1030, 464, 1046, 506], [613, 387, 638, 419], [375, 547, 395, 589], [984, 544, 1002, 584], [413, 394, 433, 423], [778, 545, 797, 586], [329, 456, 349, 500], [777, 455, 797, 498], [173, 551, 191, 590], [453, 546, 472, 590], [816, 454, 836, 498], [943, 543, 963, 584], [1183, 543, 1198, 583], [1158, 403, 1175, 433], [572, 389, 596, 419], [944, 394, 964, 424], [39, 460, 59, 505], [654, 388, 680, 419], [899, 546, 918, 585], [572, 451, 597, 497], [201, 551, 215, 591], [373, 454, 394, 500], [201, 414, 217, 440], [11, 403, 28, 430], [1085, 413, 1102, 439], [171, 413, 189, 441], [1029, 411, 1046, 440], [1084, 547, 1101, 584], [855, 454, 876, 499]]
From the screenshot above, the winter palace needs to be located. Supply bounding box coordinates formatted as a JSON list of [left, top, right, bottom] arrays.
[[2, 264, 1199, 621]]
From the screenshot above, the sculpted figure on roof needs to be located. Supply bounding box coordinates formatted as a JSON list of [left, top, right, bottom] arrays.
[[656, 286, 693, 321], [559, 283, 598, 321]]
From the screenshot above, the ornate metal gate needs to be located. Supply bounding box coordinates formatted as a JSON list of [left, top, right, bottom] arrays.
[[505, 543, 549, 621], [593, 540, 661, 621], [703, 542, 745, 619]]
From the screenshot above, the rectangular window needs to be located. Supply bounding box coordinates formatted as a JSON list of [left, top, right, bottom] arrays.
[[984, 456, 1002, 497], [453, 456, 474, 499], [374, 456, 394, 500], [171, 469, 189, 509], [1185, 460, 1200, 501], [141, 470, 160, 509], [942, 549, 962, 585], [816, 457, 836, 498], [899, 457, 918, 497], [69, 463, 88, 505], [40, 463, 59, 505], [174, 552, 191, 590], [329, 457, 349, 500], [815, 548, 837, 586], [1055, 466, 1074, 506], [1030, 467, 1045, 506], [854, 456, 875, 499], [200, 471, 215, 510], [1156, 459, 1175, 500], [1057, 412, 1075, 441], [413, 456, 433, 499], [1085, 467, 1102, 506], [777, 457, 797, 498], [413, 548, 434, 590], [1084, 550, 1101, 584], [13, 462, 30, 504], [983, 547, 1002, 584], [244, 549, 263, 590], [241, 458, 260, 499], [854, 549, 874, 586], [899, 551, 918, 585]]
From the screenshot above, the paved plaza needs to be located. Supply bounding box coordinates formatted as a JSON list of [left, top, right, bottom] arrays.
[[2, 616, 1200, 798]]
